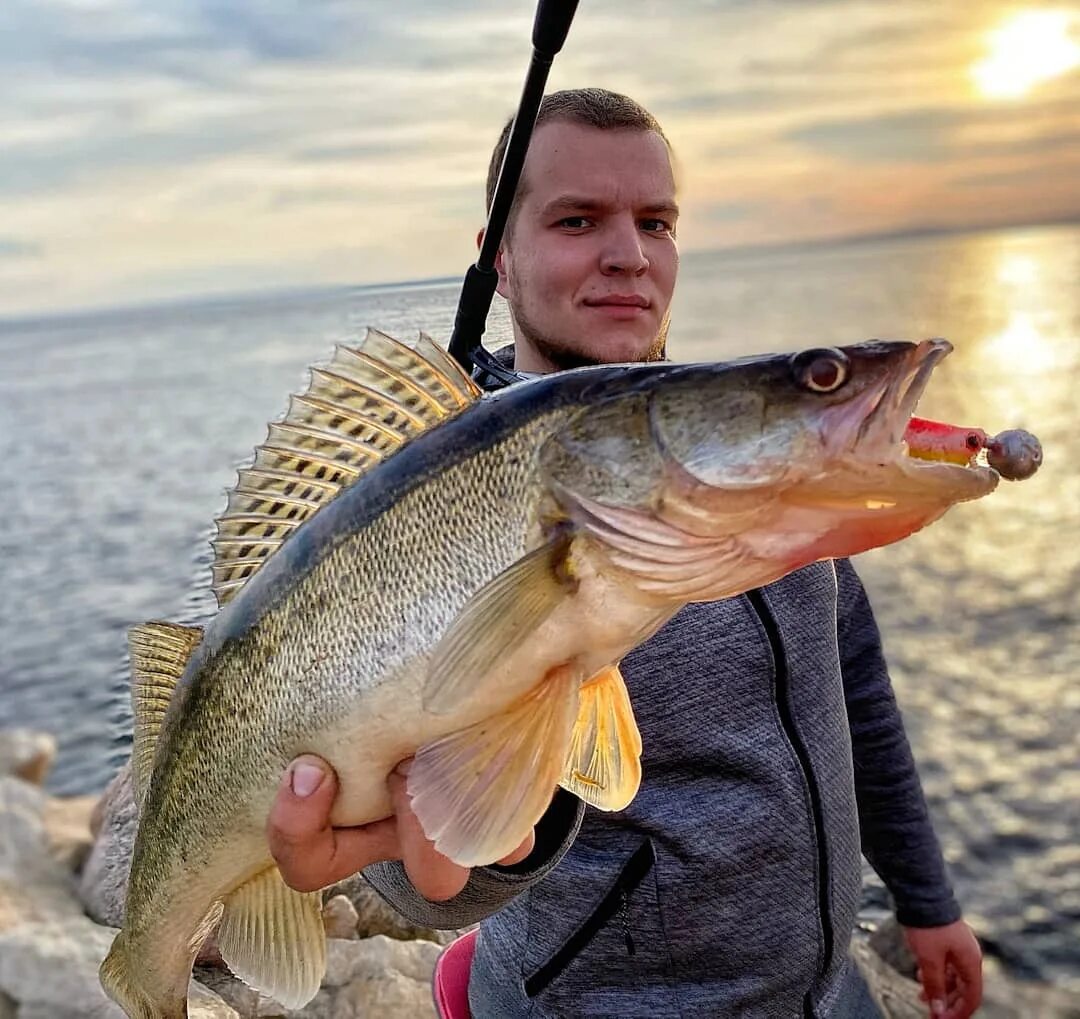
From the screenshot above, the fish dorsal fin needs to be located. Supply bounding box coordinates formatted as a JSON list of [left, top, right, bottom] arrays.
[[128, 621, 204, 804], [211, 328, 480, 607]]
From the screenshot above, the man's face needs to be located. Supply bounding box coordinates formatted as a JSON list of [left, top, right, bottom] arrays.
[[495, 121, 679, 372]]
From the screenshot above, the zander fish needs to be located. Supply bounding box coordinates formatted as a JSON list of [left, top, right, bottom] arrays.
[[102, 332, 1016, 1017]]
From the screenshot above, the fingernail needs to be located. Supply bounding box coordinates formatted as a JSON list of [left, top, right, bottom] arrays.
[[931, 1000, 946, 1016], [394, 759, 412, 777], [290, 762, 325, 798]]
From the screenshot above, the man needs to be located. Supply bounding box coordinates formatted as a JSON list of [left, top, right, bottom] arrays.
[[266, 89, 982, 1018]]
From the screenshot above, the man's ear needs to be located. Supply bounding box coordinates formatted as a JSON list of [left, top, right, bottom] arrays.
[[478, 227, 511, 298]]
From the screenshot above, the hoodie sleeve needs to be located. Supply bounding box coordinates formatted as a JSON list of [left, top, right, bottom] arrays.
[[361, 789, 584, 929], [835, 558, 962, 928]]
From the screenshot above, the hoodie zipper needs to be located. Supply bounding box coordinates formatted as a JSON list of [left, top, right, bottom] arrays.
[[745, 588, 834, 1017], [524, 838, 655, 997]]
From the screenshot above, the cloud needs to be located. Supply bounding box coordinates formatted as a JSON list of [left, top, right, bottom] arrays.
[[786, 101, 1080, 164], [0, 0, 1078, 316]]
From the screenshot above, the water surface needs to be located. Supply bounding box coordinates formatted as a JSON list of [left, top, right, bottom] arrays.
[[1, 224, 1076, 987]]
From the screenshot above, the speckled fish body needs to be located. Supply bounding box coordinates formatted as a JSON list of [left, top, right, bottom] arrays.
[[101, 335, 1004, 1018]]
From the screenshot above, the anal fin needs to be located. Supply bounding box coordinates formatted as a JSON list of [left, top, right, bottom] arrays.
[[560, 664, 642, 811], [409, 664, 580, 867], [216, 866, 326, 1010]]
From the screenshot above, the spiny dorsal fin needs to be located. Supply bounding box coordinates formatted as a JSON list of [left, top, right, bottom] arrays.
[[211, 328, 481, 607], [128, 621, 204, 804], [415, 330, 484, 402]]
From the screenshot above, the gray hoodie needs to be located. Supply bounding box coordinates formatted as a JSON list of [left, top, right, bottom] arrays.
[[366, 559, 959, 1018]]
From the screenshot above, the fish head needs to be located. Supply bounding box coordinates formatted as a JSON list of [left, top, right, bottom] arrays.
[[644, 338, 999, 563]]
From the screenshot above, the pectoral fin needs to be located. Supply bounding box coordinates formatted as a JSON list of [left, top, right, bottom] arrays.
[[422, 531, 578, 714], [409, 664, 579, 867], [560, 664, 642, 811], [216, 867, 326, 1009]]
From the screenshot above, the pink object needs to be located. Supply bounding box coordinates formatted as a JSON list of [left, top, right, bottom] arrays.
[[432, 928, 479, 1019]]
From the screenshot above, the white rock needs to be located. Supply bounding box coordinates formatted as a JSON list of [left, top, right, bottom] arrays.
[[0, 778, 84, 936], [306, 965, 436, 1019], [323, 934, 440, 988], [0, 917, 238, 1018], [322, 894, 359, 940], [42, 794, 98, 873], [0, 730, 56, 786]]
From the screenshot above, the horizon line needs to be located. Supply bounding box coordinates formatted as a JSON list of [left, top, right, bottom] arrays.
[[2, 214, 1077, 330]]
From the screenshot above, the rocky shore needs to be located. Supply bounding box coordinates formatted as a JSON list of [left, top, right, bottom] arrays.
[[1, 728, 1076, 1018]]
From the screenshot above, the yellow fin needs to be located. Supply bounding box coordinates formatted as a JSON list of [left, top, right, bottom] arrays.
[[409, 664, 579, 867], [211, 328, 480, 607], [422, 532, 578, 715], [560, 665, 642, 811], [127, 621, 203, 805], [216, 867, 326, 1010]]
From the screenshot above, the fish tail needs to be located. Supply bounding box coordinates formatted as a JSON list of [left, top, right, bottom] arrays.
[[100, 930, 187, 1019]]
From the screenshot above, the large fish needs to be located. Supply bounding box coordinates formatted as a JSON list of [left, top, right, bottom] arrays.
[[102, 332, 1006, 1017]]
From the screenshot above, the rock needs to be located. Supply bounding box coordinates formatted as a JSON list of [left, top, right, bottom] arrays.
[[192, 937, 440, 1018], [0, 778, 84, 936], [851, 937, 925, 1019], [78, 763, 137, 927], [322, 933, 440, 989], [0, 730, 56, 786], [286, 936, 440, 1018], [981, 958, 1080, 1019], [195, 967, 284, 1017], [328, 874, 462, 946], [301, 966, 435, 1018], [322, 894, 360, 940], [867, 917, 918, 978], [0, 917, 238, 1018], [855, 919, 1080, 1019], [42, 794, 98, 873]]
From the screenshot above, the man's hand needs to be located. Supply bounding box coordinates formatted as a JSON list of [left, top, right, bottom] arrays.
[[266, 755, 535, 901], [903, 920, 983, 1019]]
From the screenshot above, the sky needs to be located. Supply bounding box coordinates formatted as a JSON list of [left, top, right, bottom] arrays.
[[1, 0, 1078, 317]]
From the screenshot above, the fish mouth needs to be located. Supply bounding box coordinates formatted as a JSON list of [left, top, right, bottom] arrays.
[[828, 338, 998, 494], [855, 338, 951, 452]]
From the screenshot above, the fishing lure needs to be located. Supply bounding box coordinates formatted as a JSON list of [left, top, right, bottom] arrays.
[[905, 417, 1042, 481]]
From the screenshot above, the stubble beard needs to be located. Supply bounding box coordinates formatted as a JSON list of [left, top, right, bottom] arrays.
[[513, 301, 670, 371]]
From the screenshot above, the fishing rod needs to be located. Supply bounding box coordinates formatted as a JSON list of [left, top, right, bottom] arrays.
[[447, 0, 579, 384]]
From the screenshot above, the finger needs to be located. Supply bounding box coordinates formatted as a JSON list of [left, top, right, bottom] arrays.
[[497, 829, 536, 867], [917, 951, 948, 1018], [952, 940, 984, 1017], [390, 762, 471, 902], [267, 756, 400, 892]]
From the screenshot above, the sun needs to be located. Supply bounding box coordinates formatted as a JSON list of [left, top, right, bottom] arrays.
[[972, 9, 1080, 99]]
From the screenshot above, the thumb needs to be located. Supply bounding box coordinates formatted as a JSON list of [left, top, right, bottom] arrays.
[[272, 755, 337, 838]]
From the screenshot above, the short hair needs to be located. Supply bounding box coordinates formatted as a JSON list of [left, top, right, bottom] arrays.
[[484, 87, 670, 219]]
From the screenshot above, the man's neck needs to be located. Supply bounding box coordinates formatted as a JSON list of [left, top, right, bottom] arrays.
[[512, 338, 559, 375]]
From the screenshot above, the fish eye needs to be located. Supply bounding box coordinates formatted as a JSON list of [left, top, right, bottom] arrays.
[[791, 348, 850, 393]]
